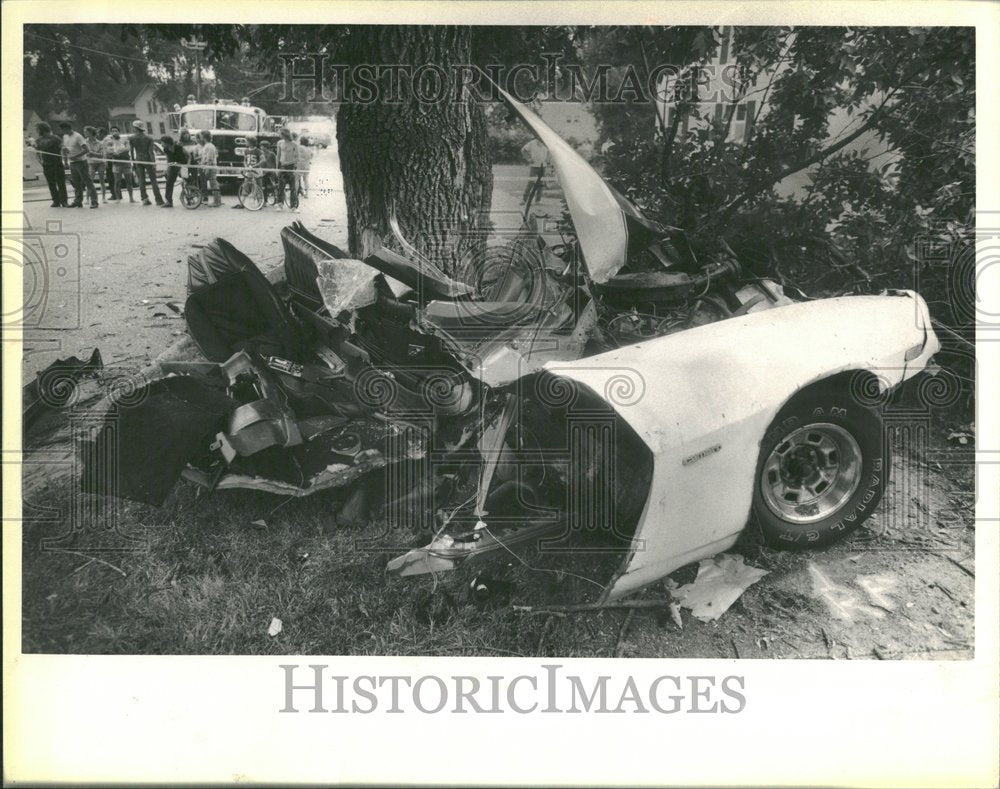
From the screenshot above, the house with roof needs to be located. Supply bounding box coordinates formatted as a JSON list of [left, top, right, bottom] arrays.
[[107, 83, 171, 135], [653, 27, 890, 199]]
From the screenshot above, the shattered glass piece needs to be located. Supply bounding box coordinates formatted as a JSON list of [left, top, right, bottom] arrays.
[[316, 257, 383, 315]]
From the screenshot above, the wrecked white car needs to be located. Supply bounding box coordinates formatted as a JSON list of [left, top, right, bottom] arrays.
[[56, 89, 938, 602]]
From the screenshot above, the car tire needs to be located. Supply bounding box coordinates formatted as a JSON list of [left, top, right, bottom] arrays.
[[751, 389, 888, 550]]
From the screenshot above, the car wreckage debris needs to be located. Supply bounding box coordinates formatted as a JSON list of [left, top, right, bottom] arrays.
[[22, 90, 942, 603], [669, 554, 770, 623]]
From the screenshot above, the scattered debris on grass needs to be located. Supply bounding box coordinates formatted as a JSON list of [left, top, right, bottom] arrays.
[[671, 554, 769, 623]]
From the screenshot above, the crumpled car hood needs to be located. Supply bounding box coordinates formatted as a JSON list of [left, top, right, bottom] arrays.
[[499, 88, 663, 284]]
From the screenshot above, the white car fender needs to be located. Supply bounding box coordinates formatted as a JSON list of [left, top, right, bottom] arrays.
[[544, 291, 939, 600]]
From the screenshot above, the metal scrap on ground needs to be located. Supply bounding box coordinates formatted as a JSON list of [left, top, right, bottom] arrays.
[[671, 554, 769, 623]]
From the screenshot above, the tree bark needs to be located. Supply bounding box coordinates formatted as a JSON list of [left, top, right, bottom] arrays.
[[336, 26, 493, 277]]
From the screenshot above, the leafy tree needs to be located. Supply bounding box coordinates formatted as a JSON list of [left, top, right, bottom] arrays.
[[578, 26, 974, 297], [23, 25, 195, 126], [572, 25, 974, 408]]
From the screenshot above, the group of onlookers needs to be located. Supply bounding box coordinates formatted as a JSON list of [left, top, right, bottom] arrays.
[[218, 126, 313, 212], [33, 120, 315, 211], [34, 119, 172, 208], [157, 127, 221, 207]]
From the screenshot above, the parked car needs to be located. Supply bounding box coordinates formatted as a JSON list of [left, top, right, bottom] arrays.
[[74, 87, 940, 603]]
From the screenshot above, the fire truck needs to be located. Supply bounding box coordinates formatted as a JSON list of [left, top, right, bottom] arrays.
[[168, 99, 282, 183]]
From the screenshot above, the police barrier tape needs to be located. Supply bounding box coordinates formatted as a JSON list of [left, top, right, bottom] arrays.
[[25, 146, 548, 182], [25, 145, 316, 177]]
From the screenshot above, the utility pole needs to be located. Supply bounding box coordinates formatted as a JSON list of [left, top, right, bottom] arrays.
[[181, 37, 208, 102]]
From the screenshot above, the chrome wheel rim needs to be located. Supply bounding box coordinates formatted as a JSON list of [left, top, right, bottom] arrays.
[[761, 422, 863, 524]]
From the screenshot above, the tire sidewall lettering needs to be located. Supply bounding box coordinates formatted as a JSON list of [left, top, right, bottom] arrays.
[[754, 392, 888, 550]]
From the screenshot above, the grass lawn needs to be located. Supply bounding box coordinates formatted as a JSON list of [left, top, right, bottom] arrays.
[[22, 477, 641, 656]]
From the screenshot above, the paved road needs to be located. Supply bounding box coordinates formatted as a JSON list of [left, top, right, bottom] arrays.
[[19, 147, 348, 382]]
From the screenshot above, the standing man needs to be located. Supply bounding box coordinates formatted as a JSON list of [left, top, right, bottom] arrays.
[[60, 121, 98, 208], [191, 131, 205, 193], [84, 127, 107, 203], [160, 135, 188, 207], [129, 120, 164, 206], [35, 123, 68, 207], [105, 127, 134, 202], [520, 136, 549, 209], [101, 128, 118, 199], [259, 140, 277, 207], [198, 130, 222, 207], [296, 135, 313, 199], [275, 127, 299, 212]]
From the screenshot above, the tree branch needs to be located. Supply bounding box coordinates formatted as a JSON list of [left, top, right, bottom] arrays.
[[718, 83, 907, 222]]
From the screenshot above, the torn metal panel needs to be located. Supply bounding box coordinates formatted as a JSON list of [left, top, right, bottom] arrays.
[[183, 457, 367, 497], [499, 88, 629, 284], [386, 521, 563, 577], [672, 554, 769, 622], [23, 349, 104, 431], [218, 351, 302, 456], [185, 414, 427, 496], [474, 394, 517, 516]]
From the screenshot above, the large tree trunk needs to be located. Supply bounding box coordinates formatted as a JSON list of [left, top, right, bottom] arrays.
[[336, 26, 493, 277]]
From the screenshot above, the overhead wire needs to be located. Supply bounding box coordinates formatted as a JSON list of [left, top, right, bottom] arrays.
[[24, 30, 176, 65]]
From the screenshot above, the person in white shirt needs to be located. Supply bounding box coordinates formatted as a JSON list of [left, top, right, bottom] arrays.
[[60, 121, 98, 208], [275, 128, 299, 211], [296, 136, 313, 198], [198, 130, 222, 207], [103, 127, 133, 202], [84, 127, 107, 203]]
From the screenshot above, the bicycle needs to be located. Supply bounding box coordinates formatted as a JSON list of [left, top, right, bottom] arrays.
[[178, 169, 203, 210], [237, 167, 276, 211]]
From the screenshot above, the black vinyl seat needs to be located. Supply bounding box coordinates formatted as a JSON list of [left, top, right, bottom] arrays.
[[281, 221, 351, 314], [185, 238, 305, 363]]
